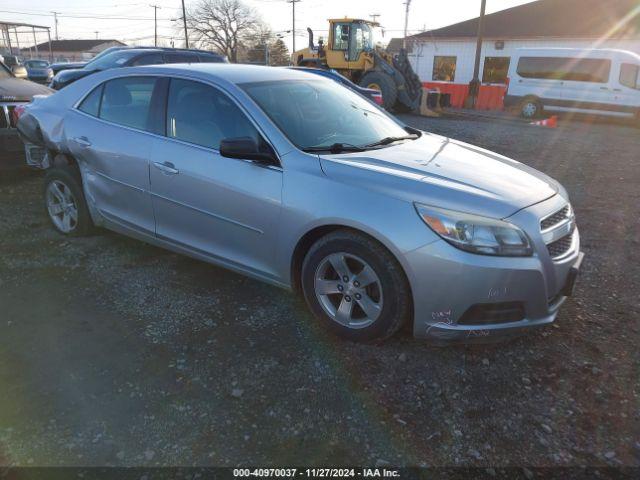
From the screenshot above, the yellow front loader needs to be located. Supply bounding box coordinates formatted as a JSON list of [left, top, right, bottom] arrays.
[[292, 18, 423, 112]]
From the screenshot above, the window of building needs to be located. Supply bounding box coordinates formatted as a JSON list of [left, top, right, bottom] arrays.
[[166, 78, 259, 150], [482, 56, 510, 84], [432, 56, 456, 82], [516, 57, 611, 83], [620, 63, 640, 90], [99, 77, 157, 131], [333, 23, 350, 51], [78, 84, 104, 117]]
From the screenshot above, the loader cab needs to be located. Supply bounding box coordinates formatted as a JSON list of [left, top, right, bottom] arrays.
[[328, 19, 381, 68]]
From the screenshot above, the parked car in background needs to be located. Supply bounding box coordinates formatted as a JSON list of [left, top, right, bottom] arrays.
[[0, 61, 52, 164], [18, 64, 583, 343], [50, 46, 134, 76], [51, 48, 228, 90], [288, 66, 384, 106], [2, 55, 28, 79], [505, 47, 640, 124], [23, 60, 54, 84]]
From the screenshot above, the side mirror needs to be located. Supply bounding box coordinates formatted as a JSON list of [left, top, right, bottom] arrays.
[[220, 137, 277, 165]]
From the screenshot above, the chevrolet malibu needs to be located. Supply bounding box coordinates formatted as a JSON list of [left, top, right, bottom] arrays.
[[17, 64, 583, 343]]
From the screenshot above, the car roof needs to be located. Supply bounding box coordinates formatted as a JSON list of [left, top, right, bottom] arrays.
[[128, 63, 329, 84]]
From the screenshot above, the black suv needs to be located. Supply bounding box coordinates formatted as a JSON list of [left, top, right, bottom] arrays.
[[51, 48, 228, 90]]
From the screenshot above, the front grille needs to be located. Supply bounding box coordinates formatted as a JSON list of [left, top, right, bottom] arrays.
[[541, 205, 569, 230], [458, 302, 525, 325], [547, 233, 573, 258]]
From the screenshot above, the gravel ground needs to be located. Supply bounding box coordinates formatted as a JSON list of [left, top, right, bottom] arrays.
[[0, 114, 639, 468]]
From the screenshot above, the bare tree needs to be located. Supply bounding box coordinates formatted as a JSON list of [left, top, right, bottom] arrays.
[[187, 0, 263, 63]]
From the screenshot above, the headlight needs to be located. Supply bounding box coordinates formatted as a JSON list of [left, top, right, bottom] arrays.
[[415, 204, 533, 257]]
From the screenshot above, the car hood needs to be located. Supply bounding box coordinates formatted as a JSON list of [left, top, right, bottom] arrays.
[[0, 77, 54, 101], [319, 133, 560, 219]]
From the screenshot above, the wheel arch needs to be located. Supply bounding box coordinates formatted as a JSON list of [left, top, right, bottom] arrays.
[[289, 223, 413, 304]]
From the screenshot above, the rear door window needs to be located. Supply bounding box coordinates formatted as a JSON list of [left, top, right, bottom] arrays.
[[99, 77, 157, 131], [163, 53, 199, 64], [131, 54, 163, 66]]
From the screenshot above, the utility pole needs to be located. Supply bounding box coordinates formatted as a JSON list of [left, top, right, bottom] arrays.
[[369, 14, 380, 23], [51, 11, 60, 40], [150, 5, 161, 47], [94, 31, 99, 39], [180, 0, 189, 48], [286, 0, 301, 55], [467, 0, 487, 109], [402, 0, 411, 48]]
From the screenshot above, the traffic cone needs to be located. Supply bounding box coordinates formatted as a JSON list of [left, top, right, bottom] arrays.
[[530, 115, 558, 128]]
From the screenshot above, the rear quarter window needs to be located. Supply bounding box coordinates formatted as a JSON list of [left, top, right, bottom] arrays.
[[78, 84, 104, 117]]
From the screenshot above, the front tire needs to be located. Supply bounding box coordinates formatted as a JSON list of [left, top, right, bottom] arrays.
[[359, 71, 398, 111], [44, 166, 94, 236], [301, 230, 411, 343]]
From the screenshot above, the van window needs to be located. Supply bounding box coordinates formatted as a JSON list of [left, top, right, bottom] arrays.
[[482, 57, 510, 84], [433, 56, 456, 82], [99, 77, 157, 131], [620, 63, 640, 90], [517, 57, 611, 83]]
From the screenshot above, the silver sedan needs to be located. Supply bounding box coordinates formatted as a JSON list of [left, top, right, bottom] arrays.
[[17, 64, 583, 343]]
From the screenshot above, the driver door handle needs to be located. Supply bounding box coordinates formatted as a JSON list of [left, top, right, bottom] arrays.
[[153, 161, 179, 175]]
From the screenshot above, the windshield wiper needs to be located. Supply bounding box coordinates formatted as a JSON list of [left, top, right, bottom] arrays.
[[363, 134, 419, 148], [302, 143, 366, 154]]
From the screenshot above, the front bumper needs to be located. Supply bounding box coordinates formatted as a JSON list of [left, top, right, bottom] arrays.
[[404, 195, 583, 342]]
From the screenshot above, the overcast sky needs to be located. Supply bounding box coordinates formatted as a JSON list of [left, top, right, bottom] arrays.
[[2, 0, 536, 51]]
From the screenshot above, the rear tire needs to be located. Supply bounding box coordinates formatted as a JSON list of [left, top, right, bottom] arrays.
[[301, 229, 411, 343], [43, 166, 94, 236], [359, 71, 398, 111], [520, 97, 542, 119]]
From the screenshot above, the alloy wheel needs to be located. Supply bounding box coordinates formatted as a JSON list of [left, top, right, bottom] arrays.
[[46, 180, 78, 233], [314, 252, 383, 329]]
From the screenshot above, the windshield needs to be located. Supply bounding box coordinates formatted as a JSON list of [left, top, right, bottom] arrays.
[[25, 60, 49, 68], [83, 50, 140, 71], [241, 79, 411, 151]]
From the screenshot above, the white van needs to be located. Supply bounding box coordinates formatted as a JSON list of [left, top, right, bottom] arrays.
[[505, 48, 640, 122]]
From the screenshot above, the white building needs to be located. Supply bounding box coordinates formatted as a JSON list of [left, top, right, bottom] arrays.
[[403, 0, 640, 109]]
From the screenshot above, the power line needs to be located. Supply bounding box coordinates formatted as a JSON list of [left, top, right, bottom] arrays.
[[0, 9, 173, 21]]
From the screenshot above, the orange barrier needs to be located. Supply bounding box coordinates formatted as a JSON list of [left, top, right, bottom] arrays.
[[421, 82, 508, 110]]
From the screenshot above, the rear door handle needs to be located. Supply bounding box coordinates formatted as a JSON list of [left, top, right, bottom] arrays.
[[153, 161, 179, 175], [74, 136, 92, 147], [600, 86, 609, 90]]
